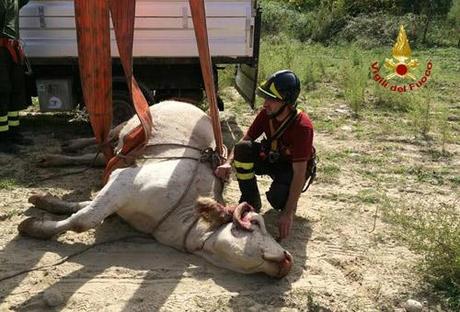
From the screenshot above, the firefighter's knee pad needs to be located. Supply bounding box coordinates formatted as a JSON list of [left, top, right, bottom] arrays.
[[234, 140, 256, 162], [266, 182, 290, 211], [234, 141, 257, 181]]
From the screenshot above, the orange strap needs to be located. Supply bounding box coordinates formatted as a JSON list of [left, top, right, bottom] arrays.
[[74, 0, 113, 161], [189, 0, 224, 161], [109, 0, 152, 138], [102, 0, 153, 183], [74, 0, 152, 183]]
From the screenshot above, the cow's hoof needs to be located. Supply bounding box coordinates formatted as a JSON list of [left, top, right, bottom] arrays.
[[28, 192, 51, 206], [18, 217, 55, 240]]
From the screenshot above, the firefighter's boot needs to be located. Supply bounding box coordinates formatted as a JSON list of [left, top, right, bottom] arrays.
[[236, 178, 261, 212]]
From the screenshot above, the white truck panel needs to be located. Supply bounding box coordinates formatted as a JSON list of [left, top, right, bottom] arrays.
[[20, 0, 255, 58]]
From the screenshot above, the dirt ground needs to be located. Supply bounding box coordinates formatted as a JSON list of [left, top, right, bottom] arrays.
[[0, 92, 457, 312]]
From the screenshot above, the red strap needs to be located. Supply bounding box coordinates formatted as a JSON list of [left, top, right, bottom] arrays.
[[189, 0, 224, 161], [109, 0, 152, 138], [103, 125, 145, 184], [102, 0, 153, 183], [74, 0, 114, 161]]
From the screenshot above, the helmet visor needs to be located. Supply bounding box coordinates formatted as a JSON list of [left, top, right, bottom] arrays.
[[256, 82, 284, 101]]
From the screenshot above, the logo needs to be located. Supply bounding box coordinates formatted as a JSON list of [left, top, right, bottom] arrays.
[[370, 25, 432, 92]]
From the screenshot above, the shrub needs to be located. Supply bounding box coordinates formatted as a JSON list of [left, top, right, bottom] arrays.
[[408, 89, 433, 138], [384, 200, 460, 310], [436, 103, 454, 155], [259, 1, 459, 47], [341, 52, 368, 116], [371, 83, 415, 112]]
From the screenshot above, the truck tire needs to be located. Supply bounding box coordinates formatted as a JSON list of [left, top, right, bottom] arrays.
[[111, 81, 155, 127], [112, 90, 135, 127]]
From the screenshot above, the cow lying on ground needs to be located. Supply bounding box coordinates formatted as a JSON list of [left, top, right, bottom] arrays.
[[19, 101, 293, 278]]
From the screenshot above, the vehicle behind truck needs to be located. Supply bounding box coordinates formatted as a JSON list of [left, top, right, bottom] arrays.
[[20, 0, 260, 124]]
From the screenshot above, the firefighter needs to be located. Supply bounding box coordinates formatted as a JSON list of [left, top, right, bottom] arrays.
[[0, 0, 32, 154], [215, 70, 315, 240]]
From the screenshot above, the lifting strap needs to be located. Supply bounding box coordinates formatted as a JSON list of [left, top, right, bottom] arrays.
[[189, 0, 225, 161], [76, 0, 223, 183], [75, 0, 153, 184], [74, 0, 113, 161], [102, 0, 153, 183], [109, 0, 153, 139]]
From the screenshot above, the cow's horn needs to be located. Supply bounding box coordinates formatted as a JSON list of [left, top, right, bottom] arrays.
[[232, 202, 254, 231]]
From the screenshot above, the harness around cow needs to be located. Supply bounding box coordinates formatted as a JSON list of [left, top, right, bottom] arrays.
[[144, 143, 224, 253]]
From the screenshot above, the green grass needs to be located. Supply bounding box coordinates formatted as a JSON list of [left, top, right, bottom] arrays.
[[355, 188, 383, 204], [317, 163, 341, 184], [383, 200, 460, 310], [0, 178, 19, 190]]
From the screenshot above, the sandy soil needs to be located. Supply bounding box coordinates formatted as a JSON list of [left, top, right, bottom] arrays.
[[0, 96, 456, 312]]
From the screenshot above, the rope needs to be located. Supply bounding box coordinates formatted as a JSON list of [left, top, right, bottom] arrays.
[[144, 143, 221, 251], [138, 143, 224, 170], [150, 157, 201, 234]]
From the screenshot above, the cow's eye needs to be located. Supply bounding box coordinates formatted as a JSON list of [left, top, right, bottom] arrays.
[[250, 219, 259, 227]]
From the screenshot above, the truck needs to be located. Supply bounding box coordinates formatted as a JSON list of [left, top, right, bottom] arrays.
[[19, 0, 261, 125]]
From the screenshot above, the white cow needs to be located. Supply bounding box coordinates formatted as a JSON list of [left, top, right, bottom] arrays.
[[19, 101, 293, 278]]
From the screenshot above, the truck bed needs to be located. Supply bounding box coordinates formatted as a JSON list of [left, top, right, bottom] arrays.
[[20, 0, 256, 59]]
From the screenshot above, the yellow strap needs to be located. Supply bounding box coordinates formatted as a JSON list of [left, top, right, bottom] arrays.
[[236, 172, 255, 180], [0, 115, 7, 122], [233, 160, 254, 170], [8, 120, 19, 126], [0, 125, 9, 132], [8, 111, 19, 117], [268, 109, 300, 152]]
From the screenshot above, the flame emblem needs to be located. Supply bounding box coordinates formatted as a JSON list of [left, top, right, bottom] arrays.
[[384, 25, 419, 80]]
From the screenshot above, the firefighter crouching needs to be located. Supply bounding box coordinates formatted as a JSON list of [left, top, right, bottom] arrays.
[[0, 0, 32, 154], [215, 70, 316, 240]]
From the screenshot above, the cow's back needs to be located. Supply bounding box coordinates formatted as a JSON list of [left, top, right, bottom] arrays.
[[116, 101, 216, 155]]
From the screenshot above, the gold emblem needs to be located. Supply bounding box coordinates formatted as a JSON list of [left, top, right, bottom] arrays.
[[384, 25, 419, 80]]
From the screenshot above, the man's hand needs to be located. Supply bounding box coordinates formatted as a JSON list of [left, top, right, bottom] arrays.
[[214, 163, 232, 181], [278, 210, 294, 241]]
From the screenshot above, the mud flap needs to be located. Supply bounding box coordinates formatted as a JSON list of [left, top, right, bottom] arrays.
[[235, 64, 258, 108]]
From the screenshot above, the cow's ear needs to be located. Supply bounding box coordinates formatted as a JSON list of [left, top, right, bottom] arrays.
[[196, 197, 230, 226], [196, 197, 218, 216]]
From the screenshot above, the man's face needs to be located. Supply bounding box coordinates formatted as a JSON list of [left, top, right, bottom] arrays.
[[263, 98, 284, 117]]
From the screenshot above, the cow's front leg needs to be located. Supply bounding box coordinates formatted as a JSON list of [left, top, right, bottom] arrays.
[[19, 179, 126, 239], [29, 193, 91, 215]]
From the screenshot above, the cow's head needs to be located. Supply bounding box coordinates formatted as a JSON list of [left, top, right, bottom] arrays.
[[194, 198, 293, 278]]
